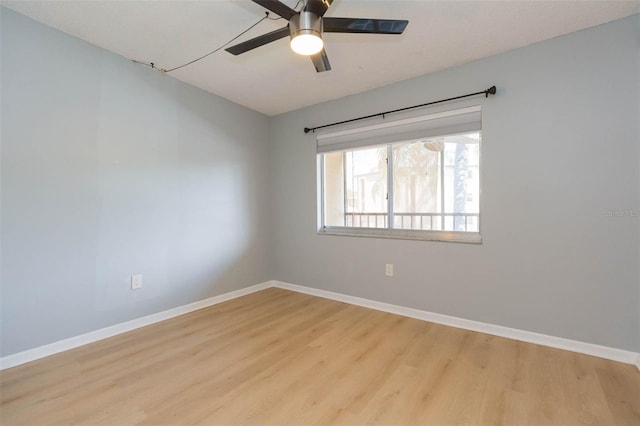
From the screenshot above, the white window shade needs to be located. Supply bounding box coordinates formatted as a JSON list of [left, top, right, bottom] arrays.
[[316, 105, 481, 153]]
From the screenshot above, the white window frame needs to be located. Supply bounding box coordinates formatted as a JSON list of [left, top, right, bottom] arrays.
[[316, 106, 482, 244]]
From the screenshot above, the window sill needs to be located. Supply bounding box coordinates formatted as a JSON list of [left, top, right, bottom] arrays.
[[318, 227, 482, 244]]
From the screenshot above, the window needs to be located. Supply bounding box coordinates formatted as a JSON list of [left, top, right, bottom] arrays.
[[317, 106, 481, 243]]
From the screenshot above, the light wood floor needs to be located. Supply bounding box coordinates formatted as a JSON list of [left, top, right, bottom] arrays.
[[1, 288, 639, 425]]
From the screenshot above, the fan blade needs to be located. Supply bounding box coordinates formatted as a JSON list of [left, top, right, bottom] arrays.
[[225, 26, 290, 55], [304, 0, 334, 17], [310, 48, 331, 72], [252, 0, 296, 20], [324, 17, 408, 34]]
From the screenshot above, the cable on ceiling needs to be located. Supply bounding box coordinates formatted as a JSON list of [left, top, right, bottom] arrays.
[[132, 10, 282, 74]]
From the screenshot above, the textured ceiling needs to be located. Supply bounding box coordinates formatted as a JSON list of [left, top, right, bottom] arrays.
[[2, 0, 638, 116]]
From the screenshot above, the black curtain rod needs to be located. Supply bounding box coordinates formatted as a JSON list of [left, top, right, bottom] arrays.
[[304, 85, 496, 134]]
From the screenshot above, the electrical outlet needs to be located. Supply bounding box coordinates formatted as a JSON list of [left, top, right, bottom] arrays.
[[131, 274, 143, 290], [385, 264, 394, 277]]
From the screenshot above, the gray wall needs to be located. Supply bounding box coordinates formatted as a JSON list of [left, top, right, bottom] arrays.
[[1, 8, 272, 356], [270, 15, 640, 352]]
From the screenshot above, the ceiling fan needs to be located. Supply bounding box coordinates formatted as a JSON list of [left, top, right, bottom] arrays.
[[225, 0, 409, 72]]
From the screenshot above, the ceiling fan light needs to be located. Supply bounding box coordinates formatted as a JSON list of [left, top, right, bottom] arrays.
[[289, 11, 324, 56], [290, 33, 324, 55]]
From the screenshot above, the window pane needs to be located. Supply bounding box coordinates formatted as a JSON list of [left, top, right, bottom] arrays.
[[392, 132, 480, 232], [323, 151, 345, 226], [392, 141, 441, 230], [345, 146, 388, 228], [323, 146, 388, 228], [442, 132, 480, 231]]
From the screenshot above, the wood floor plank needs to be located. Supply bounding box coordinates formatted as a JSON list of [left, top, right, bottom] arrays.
[[1, 287, 638, 425]]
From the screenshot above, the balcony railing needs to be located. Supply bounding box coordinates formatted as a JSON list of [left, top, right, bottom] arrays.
[[345, 212, 479, 232]]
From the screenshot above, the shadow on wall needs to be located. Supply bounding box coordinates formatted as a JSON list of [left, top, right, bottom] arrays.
[[93, 161, 259, 314], [0, 15, 271, 356]]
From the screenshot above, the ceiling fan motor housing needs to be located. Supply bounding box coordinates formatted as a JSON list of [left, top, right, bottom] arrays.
[[289, 11, 323, 43]]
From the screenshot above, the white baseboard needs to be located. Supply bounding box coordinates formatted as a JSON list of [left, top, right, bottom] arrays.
[[3, 279, 638, 371], [272, 281, 640, 367], [0, 282, 272, 370]]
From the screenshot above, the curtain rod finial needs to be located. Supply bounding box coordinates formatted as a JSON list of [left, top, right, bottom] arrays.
[[304, 127, 312, 133], [486, 86, 497, 97]]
